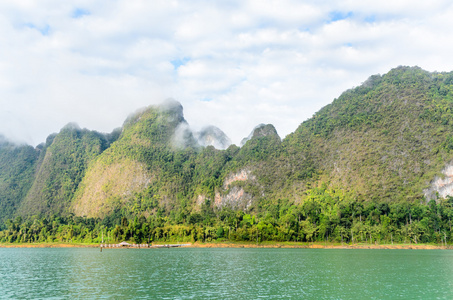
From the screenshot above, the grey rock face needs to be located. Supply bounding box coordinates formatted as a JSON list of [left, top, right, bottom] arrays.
[[424, 164, 453, 201]]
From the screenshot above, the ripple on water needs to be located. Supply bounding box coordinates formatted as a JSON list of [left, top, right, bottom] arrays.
[[1, 248, 453, 299]]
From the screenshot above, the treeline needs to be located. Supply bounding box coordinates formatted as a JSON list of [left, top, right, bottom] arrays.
[[2, 186, 453, 245]]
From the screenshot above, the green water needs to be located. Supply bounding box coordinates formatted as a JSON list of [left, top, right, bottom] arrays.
[[1, 248, 452, 299]]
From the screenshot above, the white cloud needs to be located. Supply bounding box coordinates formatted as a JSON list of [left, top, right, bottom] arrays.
[[1, 0, 453, 145]]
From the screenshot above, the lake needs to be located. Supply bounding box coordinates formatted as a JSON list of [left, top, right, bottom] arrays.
[[1, 247, 452, 299]]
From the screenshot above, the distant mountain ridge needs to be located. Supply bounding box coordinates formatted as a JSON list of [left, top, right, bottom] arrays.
[[2, 66, 453, 225]]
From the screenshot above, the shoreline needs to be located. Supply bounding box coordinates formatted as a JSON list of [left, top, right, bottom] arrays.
[[0, 243, 98, 248], [187, 242, 448, 250], [0, 241, 449, 250]]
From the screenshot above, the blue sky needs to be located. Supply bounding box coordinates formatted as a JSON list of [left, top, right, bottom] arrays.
[[2, 0, 453, 146]]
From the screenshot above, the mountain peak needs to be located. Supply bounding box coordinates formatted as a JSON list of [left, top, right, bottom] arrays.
[[159, 98, 183, 112], [240, 124, 280, 146], [61, 122, 81, 131], [196, 126, 232, 150], [123, 99, 185, 128]]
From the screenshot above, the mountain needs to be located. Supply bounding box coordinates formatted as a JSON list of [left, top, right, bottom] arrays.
[[72, 99, 203, 218], [17, 124, 117, 217], [283, 66, 453, 202], [0, 136, 40, 224], [2, 66, 453, 227], [195, 126, 232, 150], [240, 123, 280, 146]]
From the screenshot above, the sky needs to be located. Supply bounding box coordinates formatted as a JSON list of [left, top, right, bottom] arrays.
[[2, 0, 453, 146]]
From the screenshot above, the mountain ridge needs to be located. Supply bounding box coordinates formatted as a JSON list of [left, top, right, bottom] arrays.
[[2, 66, 453, 226]]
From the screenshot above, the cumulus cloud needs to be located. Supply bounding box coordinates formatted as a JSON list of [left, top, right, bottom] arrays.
[[1, 0, 453, 145]]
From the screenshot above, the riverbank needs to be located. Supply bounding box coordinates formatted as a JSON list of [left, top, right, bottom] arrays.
[[0, 241, 450, 249], [0, 242, 98, 248], [188, 241, 449, 250]]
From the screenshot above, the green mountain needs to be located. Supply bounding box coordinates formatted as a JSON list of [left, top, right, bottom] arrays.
[[2, 66, 453, 228], [284, 66, 453, 202], [17, 124, 119, 218], [72, 99, 199, 218], [0, 136, 40, 225]]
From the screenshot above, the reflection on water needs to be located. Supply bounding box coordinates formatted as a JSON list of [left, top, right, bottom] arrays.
[[1, 247, 453, 299]]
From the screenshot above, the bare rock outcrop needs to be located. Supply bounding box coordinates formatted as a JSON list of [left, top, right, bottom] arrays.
[[424, 164, 453, 201]]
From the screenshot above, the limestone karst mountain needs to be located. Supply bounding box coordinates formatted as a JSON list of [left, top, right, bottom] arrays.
[[240, 124, 281, 146], [195, 126, 232, 150], [2, 66, 453, 225]]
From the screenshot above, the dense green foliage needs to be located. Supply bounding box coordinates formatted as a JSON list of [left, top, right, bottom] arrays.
[[0, 137, 39, 228], [2, 186, 453, 245], [286, 66, 453, 201], [17, 125, 116, 218]]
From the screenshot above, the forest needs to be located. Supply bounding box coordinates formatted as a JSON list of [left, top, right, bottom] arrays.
[[2, 186, 452, 245]]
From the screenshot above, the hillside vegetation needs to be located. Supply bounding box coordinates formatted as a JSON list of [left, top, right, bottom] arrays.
[[0, 137, 39, 225], [17, 124, 117, 217], [285, 66, 453, 202]]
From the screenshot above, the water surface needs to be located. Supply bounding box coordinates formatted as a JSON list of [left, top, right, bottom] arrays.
[[1, 248, 452, 299]]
